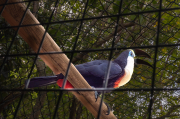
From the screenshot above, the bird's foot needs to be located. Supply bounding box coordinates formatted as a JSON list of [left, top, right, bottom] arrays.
[[94, 90, 99, 102], [91, 86, 99, 102], [91, 86, 110, 115], [104, 102, 111, 115]]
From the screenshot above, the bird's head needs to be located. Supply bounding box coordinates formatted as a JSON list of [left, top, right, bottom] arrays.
[[114, 49, 152, 69]]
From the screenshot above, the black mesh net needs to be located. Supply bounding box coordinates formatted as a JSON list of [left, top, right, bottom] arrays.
[[0, 0, 180, 119]]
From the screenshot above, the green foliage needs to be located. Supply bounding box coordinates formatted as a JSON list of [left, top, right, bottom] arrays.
[[0, 0, 180, 118]]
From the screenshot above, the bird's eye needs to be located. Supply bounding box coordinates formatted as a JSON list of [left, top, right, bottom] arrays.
[[129, 51, 135, 57], [131, 52, 133, 56]]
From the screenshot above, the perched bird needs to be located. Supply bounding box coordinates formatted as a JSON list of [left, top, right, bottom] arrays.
[[25, 49, 152, 115], [25, 49, 152, 90]]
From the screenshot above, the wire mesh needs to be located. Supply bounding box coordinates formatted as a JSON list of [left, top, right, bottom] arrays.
[[0, 0, 180, 119]]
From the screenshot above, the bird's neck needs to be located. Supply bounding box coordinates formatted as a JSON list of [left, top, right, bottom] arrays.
[[113, 57, 127, 69], [124, 56, 134, 75], [114, 56, 135, 88]]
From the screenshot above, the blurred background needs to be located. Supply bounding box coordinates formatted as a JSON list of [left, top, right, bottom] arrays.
[[0, 0, 180, 118]]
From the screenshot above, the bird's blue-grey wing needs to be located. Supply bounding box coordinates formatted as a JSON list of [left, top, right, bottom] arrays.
[[75, 60, 122, 87]]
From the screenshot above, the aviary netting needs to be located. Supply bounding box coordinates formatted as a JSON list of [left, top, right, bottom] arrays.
[[0, 0, 180, 119]]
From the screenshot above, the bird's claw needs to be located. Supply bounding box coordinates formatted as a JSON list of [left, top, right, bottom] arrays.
[[94, 90, 99, 102], [91, 86, 110, 115], [104, 102, 111, 115], [91, 86, 99, 102]]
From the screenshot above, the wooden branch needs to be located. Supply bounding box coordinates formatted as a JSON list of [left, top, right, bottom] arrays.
[[0, 0, 116, 118]]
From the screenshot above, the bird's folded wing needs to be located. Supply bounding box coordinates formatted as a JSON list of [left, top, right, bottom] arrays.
[[76, 60, 122, 79]]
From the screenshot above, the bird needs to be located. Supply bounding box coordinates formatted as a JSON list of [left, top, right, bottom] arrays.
[[25, 49, 152, 90], [25, 49, 152, 114]]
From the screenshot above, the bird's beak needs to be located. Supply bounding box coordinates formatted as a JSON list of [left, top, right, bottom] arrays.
[[133, 49, 153, 68], [134, 49, 151, 58], [135, 59, 153, 68]]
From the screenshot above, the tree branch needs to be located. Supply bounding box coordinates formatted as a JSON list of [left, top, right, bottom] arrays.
[[29, 55, 50, 119], [32, 1, 39, 18], [0, 85, 24, 112], [69, 97, 77, 119]]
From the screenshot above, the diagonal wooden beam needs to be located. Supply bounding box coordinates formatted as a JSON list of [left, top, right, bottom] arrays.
[[0, 0, 117, 118]]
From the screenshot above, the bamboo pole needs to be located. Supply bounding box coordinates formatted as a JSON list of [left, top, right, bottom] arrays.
[[0, 0, 117, 118]]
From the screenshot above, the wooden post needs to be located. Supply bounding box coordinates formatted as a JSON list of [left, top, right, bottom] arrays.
[[0, 0, 117, 119]]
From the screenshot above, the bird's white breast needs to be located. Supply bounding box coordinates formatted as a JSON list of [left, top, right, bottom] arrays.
[[118, 56, 134, 87]]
